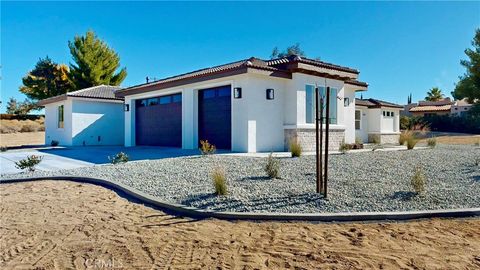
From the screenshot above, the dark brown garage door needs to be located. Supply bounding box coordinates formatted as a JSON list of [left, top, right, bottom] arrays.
[[198, 85, 231, 149], [135, 93, 182, 147]]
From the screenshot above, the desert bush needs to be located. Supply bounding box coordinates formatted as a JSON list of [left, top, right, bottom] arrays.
[[20, 120, 41, 132], [0, 146, 7, 152], [211, 166, 227, 195], [411, 166, 426, 194], [399, 130, 413, 145], [406, 136, 418, 150], [199, 140, 216, 155], [15, 155, 43, 172], [109, 152, 129, 164], [474, 140, 480, 147], [289, 139, 302, 158], [0, 120, 21, 133], [51, 140, 59, 146], [372, 136, 380, 145], [427, 137, 437, 148], [265, 153, 280, 179], [338, 140, 351, 154]]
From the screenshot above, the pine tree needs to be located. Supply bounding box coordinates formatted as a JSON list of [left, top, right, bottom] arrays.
[[68, 31, 127, 89], [19, 57, 73, 100]]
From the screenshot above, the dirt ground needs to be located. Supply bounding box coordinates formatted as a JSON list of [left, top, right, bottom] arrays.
[[1, 181, 479, 269], [0, 131, 45, 147], [419, 133, 480, 145]]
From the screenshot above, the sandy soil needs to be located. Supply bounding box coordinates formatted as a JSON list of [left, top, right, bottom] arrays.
[[0, 132, 45, 147], [1, 181, 479, 270], [419, 134, 480, 145]]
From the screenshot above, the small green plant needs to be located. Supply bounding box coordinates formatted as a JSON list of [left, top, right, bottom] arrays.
[[411, 166, 426, 194], [199, 140, 216, 155], [15, 155, 43, 172], [265, 152, 280, 179], [109, 152, 129, 164], [372, 136, 380, 145], [0, 146, 7, 152], [289, 139, 302, 158], [406, 136, 418, 150], [355, 137, 362, 145], [212, 166, 227, 195], [338, 140, 351, 154], [51, 140, 59, 146], [427, 137, 437, 148]]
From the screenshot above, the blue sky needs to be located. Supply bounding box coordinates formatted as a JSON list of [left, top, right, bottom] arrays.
[[1, 1, 479, 113]]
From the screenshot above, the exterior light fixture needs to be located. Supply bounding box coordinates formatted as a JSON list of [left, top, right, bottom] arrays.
[[344, 97, 350, 107], [234, 87, 242, 99], [124, 104, 130, 112], [266, 88, 274, 100]]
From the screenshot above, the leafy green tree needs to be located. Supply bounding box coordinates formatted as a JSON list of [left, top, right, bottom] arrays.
[[6, 97, 39, 115], [270, 43, 306, 59], [19, 57, 73, 100], [425, 87, 444, 101], [452, 28, 480, 104], [68, 31, 127, 89]]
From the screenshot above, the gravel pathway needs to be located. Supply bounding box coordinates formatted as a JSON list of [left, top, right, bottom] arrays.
[[2, 145, 479, 213]]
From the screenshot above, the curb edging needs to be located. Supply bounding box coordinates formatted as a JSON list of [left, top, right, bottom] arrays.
[[1, 176, 479, 222]]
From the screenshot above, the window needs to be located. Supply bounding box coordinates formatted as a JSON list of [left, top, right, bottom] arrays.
[[355, 110, 361, 130], [58, 105, 64, 128], [147, 98, 158, 106], [159, 96, 171, 104], [383, 110, 395, 117], [305, 85, 338, 124], [172, 94, 182, 103]]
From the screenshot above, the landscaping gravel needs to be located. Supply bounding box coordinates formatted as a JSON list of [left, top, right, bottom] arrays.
[[1, 145, 479, 213]]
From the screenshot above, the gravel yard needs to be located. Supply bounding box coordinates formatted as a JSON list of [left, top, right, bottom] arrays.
[[1, 145, 479, 213]]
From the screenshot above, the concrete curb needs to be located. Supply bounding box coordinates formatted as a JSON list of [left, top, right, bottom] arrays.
[[1, 176, 479, 222]]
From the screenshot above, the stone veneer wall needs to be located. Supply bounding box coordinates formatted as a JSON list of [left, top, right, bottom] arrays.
[[368, 133, 400, 144], [284, 128, 345, 152]]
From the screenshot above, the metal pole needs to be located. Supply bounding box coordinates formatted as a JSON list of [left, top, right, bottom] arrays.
[[315, 86, 320, 193], [324, 87, 330, 198], [319, 90, 324, 193]]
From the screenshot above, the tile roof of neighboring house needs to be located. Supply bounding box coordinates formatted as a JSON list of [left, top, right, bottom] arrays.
[[116, 55, 367, 97], [409, 104, 452, 112], [355, 98, 403, 109], [417, 98, 452, 106], [38, 85, 123, 106]]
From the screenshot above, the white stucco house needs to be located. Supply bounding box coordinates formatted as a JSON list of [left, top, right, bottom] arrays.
[[113, 55, 400, 152], [354, 98, 403, 144], [38, 85, 124, 146]]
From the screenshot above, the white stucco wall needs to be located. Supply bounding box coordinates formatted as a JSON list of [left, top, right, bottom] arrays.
[[122, 70, 360, 152], [44, 100, 72, 146], [354, 106, 369, 143], [71, 99, 124, 146]]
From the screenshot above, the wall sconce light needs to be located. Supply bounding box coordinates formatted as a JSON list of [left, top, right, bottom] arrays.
[[234, 87, 242, 99], [266, 88, 274, 100], [124, 104, 130, 112], [344, 97, 350, 107]]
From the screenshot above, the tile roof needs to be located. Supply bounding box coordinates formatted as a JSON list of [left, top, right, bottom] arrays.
[[38, 85, 123, 106], [355, 98, 403, 109], [116, 55, 366, 97], [409, 104, 452, 112]]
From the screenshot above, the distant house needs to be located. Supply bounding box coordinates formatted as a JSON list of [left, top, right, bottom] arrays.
[[38, 85, 124, 146], [355, 99, 403, 144], [407, 98, 473, 117]]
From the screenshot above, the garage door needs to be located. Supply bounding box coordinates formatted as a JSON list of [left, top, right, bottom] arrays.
[[198, 85, 231, 149], [135, 93, 182, 147]]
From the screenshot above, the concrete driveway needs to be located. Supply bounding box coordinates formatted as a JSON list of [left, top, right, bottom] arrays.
[[0, 146, 202, 175]]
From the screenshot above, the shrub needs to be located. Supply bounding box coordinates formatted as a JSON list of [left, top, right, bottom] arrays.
[[0, 146, 7, 152], [411, 166, 426, 194], [0, 120, 21, 133], [109, 152, 129, 164], [399, 130, 413, 145], [289, 139, 302, 158], [474, 140, 480, 147], [51, 140, 59, 146], [372, 136, 380, 144], [406, 136, 418, 150], [264, 153, 280, 179], [15, 155, 43, 172], [19, 120, 41, 132], [199, 140, 216, 155], [211, 166, 227, 195], [338, 140, 351, 154], [355, 137, 362, 145], [427, 137, 437, 148]]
